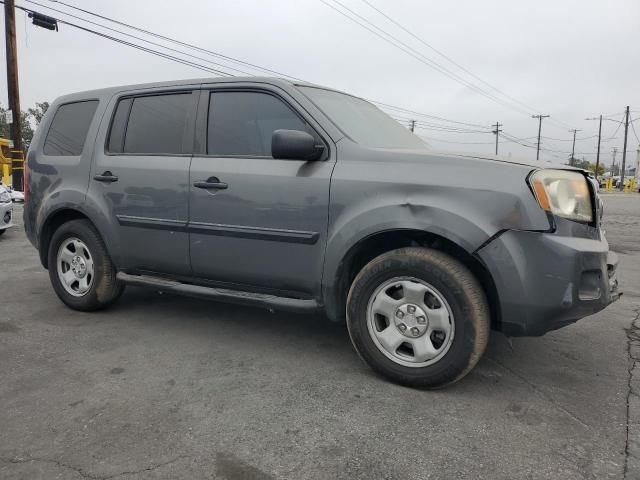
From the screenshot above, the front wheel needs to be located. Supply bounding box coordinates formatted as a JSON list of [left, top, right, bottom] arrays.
[[346, 247, 490, 388], [48, 219, 124, 311]]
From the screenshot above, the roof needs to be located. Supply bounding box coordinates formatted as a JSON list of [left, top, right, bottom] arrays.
[[52, 76, 350, 104]]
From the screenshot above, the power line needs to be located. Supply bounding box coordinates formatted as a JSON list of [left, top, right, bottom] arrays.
[[356, 0, 574, 131], [27, 0, 507, 138], [604, 113, 627, 140], [375, 101, 490, 129], [631, 120, 640, 145], [14, 0, 623, 160], [43, 0, 303, 80], [388, 114, 489, 132], [318, 0, 537, 117], [25, 0, 256, 76], [388, 116, 493, 133], [417, 136, 496, 145], [541, 134, 598, 142], [11, 2, 238, 77], [412, 123, 491, 134]]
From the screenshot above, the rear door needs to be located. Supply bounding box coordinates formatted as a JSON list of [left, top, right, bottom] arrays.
[[188, 86, 334, 297], [89, 88, 197, 275]]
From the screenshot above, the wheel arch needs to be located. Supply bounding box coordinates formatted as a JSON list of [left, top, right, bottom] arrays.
[[322, 228, 501, 331], [38, 207, 116, 270]]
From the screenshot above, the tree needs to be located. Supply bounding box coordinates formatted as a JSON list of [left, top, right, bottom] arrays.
[[0, 101, 48, 150], [0, 104, 33, 149], [588, 162, 605, 176], [28, 102, 49, 125], [567, 158, 590, 170]]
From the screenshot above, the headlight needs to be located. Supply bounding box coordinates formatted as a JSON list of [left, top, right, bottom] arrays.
[[0, 191, 10, 203], [529, 169, 593, 223]]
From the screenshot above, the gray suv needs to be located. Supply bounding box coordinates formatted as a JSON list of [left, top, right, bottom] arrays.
[[23, 77, 621, 388]]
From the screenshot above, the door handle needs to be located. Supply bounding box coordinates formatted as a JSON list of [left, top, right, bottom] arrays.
[[93, 171, 119, 183], [193, 177, 228, 190]]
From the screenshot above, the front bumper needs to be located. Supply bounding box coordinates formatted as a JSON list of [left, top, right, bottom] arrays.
[[0, 201, 13, 231], [476, 228, 621, 336]]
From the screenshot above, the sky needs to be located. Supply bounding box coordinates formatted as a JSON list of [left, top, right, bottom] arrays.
[[1, 0, 639, 169]]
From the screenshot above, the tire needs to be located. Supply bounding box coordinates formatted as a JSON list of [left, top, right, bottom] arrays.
[[48, 219, 124, 311], [346, 247, 490, 389], [0, 228, 6, 236]]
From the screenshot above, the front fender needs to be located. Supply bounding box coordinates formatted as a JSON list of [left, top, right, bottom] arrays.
[[321, 202, 492, 322], [320, 146, 552, 322]]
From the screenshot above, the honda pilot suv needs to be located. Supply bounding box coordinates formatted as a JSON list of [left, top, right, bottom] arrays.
[[23, 77, 620, 388]]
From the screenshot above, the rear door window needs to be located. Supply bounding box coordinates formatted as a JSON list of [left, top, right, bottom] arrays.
[[43, 100, 99, 156], [118, 93, 195, 155]]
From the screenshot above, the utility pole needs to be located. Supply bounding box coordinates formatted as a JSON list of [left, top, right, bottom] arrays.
[[612, 147, 618, 176], [569, 129, 581, 166], [532, 114, 550, 160], [586, 115, 604, 181], [491, 122, 502, 155], [3, 0, 24, 191], [595, 115, 602, 181], [409, 120, 416, 133], [619, 106, 630, 190]]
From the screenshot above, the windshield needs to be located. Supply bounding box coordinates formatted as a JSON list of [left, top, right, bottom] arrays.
[[298, 86, 429, 150]]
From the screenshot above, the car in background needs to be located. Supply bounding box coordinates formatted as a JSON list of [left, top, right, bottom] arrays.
[[0, 183, 13, 236], [9, 186, 24, 203]]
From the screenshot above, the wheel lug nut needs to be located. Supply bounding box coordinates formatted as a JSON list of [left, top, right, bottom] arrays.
[[411, 327, 420, 336], [407, 305, 416, 313], [396, 310, 404, 319], [417, 316, 426, 324], [398, 323, 407, 332]]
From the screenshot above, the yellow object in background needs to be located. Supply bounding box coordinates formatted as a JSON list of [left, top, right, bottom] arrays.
[[2, 164, 10, 186], [605, 178, 613, 192], [0, 139, 12, 186]]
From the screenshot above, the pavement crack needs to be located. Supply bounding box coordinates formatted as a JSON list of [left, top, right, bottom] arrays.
[[486, 356, 591, 429], [0, 456, 98, 479], [624, 306, 640, 479], [0, 454, 193, 480], [102, 455, 193, 479]]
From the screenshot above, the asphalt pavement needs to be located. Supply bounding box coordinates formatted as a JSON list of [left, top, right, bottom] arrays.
[[1, 195, 639, 479]]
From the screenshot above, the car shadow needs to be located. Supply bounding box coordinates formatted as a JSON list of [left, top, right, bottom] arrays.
[[92, 285, 605, 397]]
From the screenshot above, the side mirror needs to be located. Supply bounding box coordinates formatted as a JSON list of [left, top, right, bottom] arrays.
[[272, 129, 325, 161]]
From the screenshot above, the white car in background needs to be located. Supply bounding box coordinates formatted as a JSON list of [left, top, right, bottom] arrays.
[[0, 183, 13, 236]]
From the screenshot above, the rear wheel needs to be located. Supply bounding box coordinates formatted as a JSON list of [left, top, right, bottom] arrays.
[[346, 247, 490, 388], [48, 219, 124, 311]]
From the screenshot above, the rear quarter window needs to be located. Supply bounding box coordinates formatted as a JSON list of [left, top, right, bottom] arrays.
[[43, 100, 99, 156]]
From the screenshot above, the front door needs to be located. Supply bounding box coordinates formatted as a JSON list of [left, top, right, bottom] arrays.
[[89, 89, 197, 275], [188, 87, 334, 297]]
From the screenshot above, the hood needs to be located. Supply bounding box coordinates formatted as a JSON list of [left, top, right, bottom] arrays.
[[367, 145, 582, 172], [434, 150, 583, 171]]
